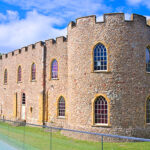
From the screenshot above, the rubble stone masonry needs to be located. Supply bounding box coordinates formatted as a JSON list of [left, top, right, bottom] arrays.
[[0, 13, 150, 141]]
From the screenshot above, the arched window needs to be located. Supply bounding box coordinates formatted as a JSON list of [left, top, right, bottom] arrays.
[[146, 97, 150, 123], [31, 63, 36, 81], [93, 43, 107, 71], [17, 66, 22, 82], [58, 96, 65, 117], [51, 59, 58, 79], [4, 69, 7, 84], [146, 47, 150, 72], [22, 93, 26, 105], [95, 96, 108, 124]]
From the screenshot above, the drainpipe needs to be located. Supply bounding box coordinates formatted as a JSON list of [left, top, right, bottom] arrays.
[[42, 42, 46, 125]]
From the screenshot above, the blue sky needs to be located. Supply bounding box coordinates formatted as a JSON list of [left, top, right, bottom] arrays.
[[0, 0, 150, 53]]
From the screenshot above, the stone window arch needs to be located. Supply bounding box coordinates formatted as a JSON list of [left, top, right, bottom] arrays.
[[31, 63, 36, 81], [4, 69, 8, 84], [92, 94, 110, 126], [146, 46, 150, 72], [17, 66, 22, 82], [22, 93, 26, 105], [93, 43, 107, 71], [51, 59, 58, 79], [146, 97, 150, 123], [58, 96, 65, 117]]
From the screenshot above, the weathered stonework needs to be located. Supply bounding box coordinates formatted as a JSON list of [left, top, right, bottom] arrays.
[[0, 13, 150, 141]]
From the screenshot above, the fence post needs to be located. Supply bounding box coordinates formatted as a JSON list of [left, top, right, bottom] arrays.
[[23, 122, 26, 150], [50, 127, 52, 150], [101, 136, 103, 150], [7, 120, 9, 138]]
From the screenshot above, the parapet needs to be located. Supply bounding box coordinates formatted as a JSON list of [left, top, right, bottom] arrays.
[[103, 13, 124, 23], [45, 36, 67, 47], [68, 15, 96, 30], [0, 41, 45, 60], [68, 13, 148, 30], [130, 14, 146, 24]]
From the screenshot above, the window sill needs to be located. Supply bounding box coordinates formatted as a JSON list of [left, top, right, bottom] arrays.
[[146, 123, 150, 125], [92, 124, 111, 128], [92, 70, 110, 73], [146, 72, 150, 74], [57, 116, 65, 119], [17, 81, 22, 84], [50, 78, 59, 80], [31, 80, 37, 82]]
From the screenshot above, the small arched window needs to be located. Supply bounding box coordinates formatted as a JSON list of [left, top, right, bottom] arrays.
[[17, 66, 22, 82], [93, 43, 107, 71], [146, 47, 150, 72], [31, 63, 36, 81], [51, 59, 58, 79], [4, 69, 8, 84], [146, 97, 150, 123], [95, 96, 108, 124], [58, 96, 65, 117], [22, 93, 26, 105]]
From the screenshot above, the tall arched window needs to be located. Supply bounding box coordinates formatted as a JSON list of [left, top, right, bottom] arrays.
[[4, 69, 7, 84], [17, 66, 22, 82], [51, 59, 58, 79], [22, 93, 26, 105], [146, 97, 150, 123], [93, 43, 107, 71], [146, 47, 150, 72], [95, 96, 108, 124], [31, 63, 36, 81], [21, 93, 26, 120], [58, 96, 65, 117]]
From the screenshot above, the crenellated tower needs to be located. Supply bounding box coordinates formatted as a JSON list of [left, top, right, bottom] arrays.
[[66, 13, 150, 139]]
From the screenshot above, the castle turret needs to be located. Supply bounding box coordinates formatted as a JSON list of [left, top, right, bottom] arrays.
[[66, 13, 150, 139]]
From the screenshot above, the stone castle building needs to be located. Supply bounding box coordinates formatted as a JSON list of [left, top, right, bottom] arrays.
[[0, 13, 150, 140]]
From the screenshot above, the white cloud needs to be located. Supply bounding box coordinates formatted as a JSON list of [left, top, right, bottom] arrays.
[[0, 13, 6, 21], [126, 0, 150, 9], [2, 0, 111, 18], [125, 13, 131, 20], [97, 15, 104, 22], [0, 10, 19, 23], [0, 10, 67, 53], [146, 16, 150, 19], [6, 10, 19, 21], [0, 0, 112, 53]]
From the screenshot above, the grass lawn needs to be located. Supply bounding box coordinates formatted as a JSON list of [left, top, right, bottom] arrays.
[[0, 121, 149, 150]]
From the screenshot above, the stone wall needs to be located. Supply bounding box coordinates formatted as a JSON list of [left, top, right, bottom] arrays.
[[45, 36, 68, 127], [0, 42, 45, 124], [0, 13, 150, 141], [67, 13, 150, 139]]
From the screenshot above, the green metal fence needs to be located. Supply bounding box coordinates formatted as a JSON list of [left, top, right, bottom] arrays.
[[0, 119, 150, 150]]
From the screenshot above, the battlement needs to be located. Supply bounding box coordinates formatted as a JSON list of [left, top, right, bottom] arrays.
[[0, 35, 67, 61], [68, 13, 148, 30], [0, 13, 149, 61], [0, 41, 45, 60], [45, 36, 67, 46]]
